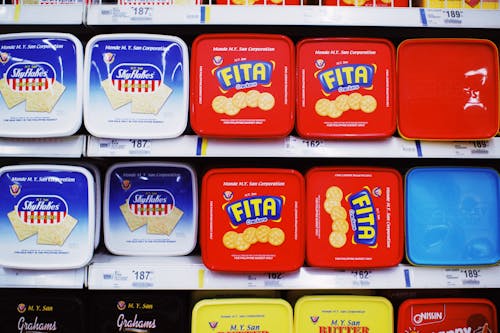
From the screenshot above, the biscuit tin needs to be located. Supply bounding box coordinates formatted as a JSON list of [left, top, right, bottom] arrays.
[[0, 33, 83, 138], [0, 164, 95, 269], [294, 295, 393, 333], [104, 162, 197, 256], [306, 167, 404, 268], [201, 168, 305, 272], [0, 291, 85, 333], [190, 34, 295, 138], [405, 167, 500, 266], [398, 38, 499, 140], [84, 34, 189, 139], [397, 298, 497, 333], [296, 38, 396, 139], [192, 298, 293, 333], [89, 291, 189, 333]]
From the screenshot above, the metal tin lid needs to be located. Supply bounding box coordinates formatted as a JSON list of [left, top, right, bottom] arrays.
[[201, 168, 305, 272], [0, 164, 95, 269], [0, 32, 83, 138], [104, 161, 198, 256], [306, 167, 404, 268], [296, 38, 396, 139], [398, 38, 499, 140], [397, 298, 497, 333], [192, 298, 293, 333], [294, 295, 394, 333], [84, 33, 189, 139], [405, 167, 500, 266], [190, 33, 295, 138]]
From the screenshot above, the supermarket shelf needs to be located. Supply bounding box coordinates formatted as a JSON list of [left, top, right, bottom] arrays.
[[0, 3, 84, 24], [85, 4, 500, 28], [86, 253, 500, 290], [86, 135, 500, 158], [0, 135, 86, 158], [0, 265, 86, 289]]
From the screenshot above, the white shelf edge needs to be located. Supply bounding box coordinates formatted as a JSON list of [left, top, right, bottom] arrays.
[[86, 253, 500, 290], [0, 266, 86, 289], [86, 135, 500, 159], [0, 4, 84, 24], [0, 135, 86, 158], [85, 4, 500, 28]]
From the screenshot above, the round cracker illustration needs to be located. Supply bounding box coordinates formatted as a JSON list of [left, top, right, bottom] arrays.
[[360, 95, 377, 113], [222, 231, 238, 249], [258, 92, 275, 111], [329, 231, 347, 248], [348, 92, 362, 110], [330, 206, 348, 222], [232, 91, 248, 109], [235, 233, 250, 251], [332, 219, 350, 234], [326, 185, 343, 202], [256, 225, 271, 243], [242, 226, 258, 244], [315, 98, 331, 117], [246, 89, 260, 107], [212, 95, 228, 114], [268, 228, 285, 246]]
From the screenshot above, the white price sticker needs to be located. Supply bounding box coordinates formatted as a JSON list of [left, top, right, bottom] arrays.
[[350, 270, 372, 287], [245, 272, 286, 288], [92, 138, 151, 156], [131, 269, 154, 288], [126, 5, 153, 21], [128, 139, 152, 155], [454, 140, 490, 156], [285, 136, 325, 155], [444, 268, 481, 287], [98, 269, 155, 289], [422, 8, 465, 27]]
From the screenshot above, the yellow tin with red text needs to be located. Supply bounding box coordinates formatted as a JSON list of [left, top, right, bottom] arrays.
[[305, 167, 404, 268], [192, 298, 293, 333], [294, 295, 394, 333], [200, 168, 305, 272], [190, 34, 295, 138]]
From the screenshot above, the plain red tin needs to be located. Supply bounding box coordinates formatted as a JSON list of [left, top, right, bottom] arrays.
[[190, 34, 295, 138], [397, 298, 497, 333], [398, 38, 499, 140], [296, 38, 396, 139], [305, 167, 404, 268], [200, 168, 305, 272]]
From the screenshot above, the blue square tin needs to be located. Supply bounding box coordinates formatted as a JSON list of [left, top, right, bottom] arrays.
[[405, 167, 500, 266]]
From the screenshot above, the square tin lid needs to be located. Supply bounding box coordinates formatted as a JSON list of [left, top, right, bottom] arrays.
[[296, 38, 396, 139], [405, 167, 500, 266], [306, 167, 404, 268], [200, 168, 305, 272], [398, 38, 499, 140], [397, 298, 497, 333]]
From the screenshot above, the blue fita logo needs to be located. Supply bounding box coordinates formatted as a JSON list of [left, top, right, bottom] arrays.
[[317, 64, 374, 93], [215, 61, 273, 90], [226, 195, 282, 227], [348, 188, 377, 246]]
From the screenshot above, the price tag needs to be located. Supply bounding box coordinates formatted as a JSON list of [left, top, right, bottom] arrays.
[[350, 270, 373, 287], [93, 138, 152, 156], [443, 268, 482, 287], [126, 5, 153, 21], [96, 268, 155, 289], [244, 272, 287, 288], [285, 136, 325, 155], [421, 8, 465, 27], [453, 140, 491, 157]]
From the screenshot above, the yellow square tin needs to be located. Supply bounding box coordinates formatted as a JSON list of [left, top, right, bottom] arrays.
[[192, 298, 293, 333], [294, 295, 393, 333]]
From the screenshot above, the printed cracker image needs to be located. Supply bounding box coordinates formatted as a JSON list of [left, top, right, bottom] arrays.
[[131, 83, 173, 115], [7, 210, 38, 241], [25, 81, 66, 113], [101, 78, 132, 110], [0, 77, 26, 109], [146, 206, 184, 235], [119, 202, 147, 231], [37, 214, 78, 246]]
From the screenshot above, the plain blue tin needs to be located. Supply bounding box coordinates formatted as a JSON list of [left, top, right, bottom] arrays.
[[405, 166, 500, 266]]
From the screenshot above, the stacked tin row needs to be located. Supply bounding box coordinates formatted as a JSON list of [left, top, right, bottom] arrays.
[[1, 33, 498, 141]]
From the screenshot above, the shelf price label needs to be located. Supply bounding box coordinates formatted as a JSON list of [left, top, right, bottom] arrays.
[[421, 8, 465, 27], [91, 138, 152, 156], [350, 270, 372, 287], [285, 136, 326, 156], [444, 268, 482, 287], [453, 140, 491, 157], [245, 272, 287, 288]]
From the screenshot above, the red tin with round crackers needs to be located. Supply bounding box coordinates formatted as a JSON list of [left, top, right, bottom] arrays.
[[398, 38, 499, 140], [397, 298, 497, 333], [200, 168, 305, 272], [305, 167, 404, 268], [190, 34, 295, 138], [296, 38, 396, 139]]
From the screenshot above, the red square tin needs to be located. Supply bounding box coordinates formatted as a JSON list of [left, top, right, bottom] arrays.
[[397, 298, 497, 333], [296, 38, 396, 139], [200, 168, 305, 272], [305, 167, 404, 268], [325, 0, 408, 6], [398, 38, 499, 140], [190, 34, 295, 138]]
